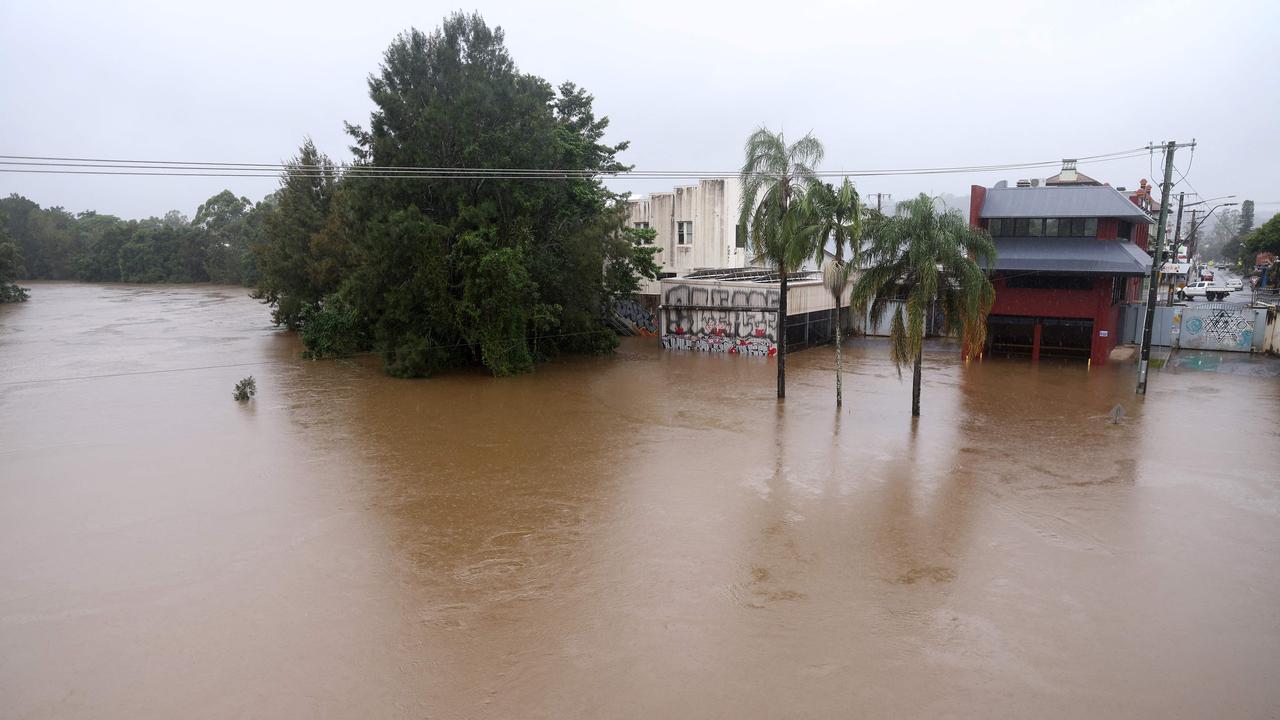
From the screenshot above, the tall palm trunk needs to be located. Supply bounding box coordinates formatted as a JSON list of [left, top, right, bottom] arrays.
[[834, 310, 843, 407], [777, 271, 788, 399], [911, 341, 922, 417]]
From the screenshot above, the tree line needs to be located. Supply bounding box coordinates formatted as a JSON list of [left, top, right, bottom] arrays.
[[0, 189, 268, 289], [3, 13, 661, 379]]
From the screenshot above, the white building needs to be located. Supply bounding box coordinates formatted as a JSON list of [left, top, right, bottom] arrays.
[[625, 178, 752, 294]]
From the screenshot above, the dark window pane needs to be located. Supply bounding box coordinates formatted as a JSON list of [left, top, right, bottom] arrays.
[[989, 219, 1001, 236], [1084, 218, 1098, 237], [1015, 218, 1029, 235], [1045, 218, 1058, 236], [1028, 219, 1043, 236], [1071, 218, 1085, 236], [1006, 274, 1094, 290], [735, 223, 747, 248]]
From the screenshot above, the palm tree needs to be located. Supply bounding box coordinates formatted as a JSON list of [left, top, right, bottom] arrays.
[[739, 127, 824, 399], [851, 194, 995, 417], [802, 178, 863, 406]]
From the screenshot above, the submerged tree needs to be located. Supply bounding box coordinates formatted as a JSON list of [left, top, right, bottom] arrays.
[[253, 139, 346, 329], [233, 376, 257, 402], [327, 12, 646, 377], [738, 127, 824, 399], [0, 213, 29, 302], [803, 178, 863, 406], [852, 194, 995, 417]]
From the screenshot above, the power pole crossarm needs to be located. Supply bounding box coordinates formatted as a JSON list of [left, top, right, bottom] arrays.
[[1137, 141, 1179, 396]]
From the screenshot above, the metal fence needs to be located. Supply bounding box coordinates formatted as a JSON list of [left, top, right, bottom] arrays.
[[1118, 301, 1277, 353]]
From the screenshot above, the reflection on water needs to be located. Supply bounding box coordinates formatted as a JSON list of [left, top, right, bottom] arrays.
[[2, 282, 1279, 718]]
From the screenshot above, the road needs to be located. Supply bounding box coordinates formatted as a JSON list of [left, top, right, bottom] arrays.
[[1180, 266, 1254, 304]]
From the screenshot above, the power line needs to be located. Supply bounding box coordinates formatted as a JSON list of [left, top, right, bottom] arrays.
[[0, 148, 1154, 181]]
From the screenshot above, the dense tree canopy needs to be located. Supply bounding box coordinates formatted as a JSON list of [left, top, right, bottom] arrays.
[[0, 211, 28, 302], [256, 12, 657, 377], [1244, 212, 1280, 255], [0, 192, 268, 286]]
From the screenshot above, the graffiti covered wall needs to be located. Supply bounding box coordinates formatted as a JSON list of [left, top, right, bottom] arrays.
[[661, 283, 780, 356], [1180, 305, 1254, 351]]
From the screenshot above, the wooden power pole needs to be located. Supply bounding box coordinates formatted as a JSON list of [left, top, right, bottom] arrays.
[[1136, 141, 1186, 395]]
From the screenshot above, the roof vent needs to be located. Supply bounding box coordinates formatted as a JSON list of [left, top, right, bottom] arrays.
[[1030, 178, 1041, 187], [994, 180, 1008, 189], [1016, 179, 1032, 188]]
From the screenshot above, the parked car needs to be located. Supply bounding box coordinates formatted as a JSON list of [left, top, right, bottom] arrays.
[[1226, 278, 1243, 291], [1179, 281, 1230, 302]]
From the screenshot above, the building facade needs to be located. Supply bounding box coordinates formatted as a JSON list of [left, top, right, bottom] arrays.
[[626, 179, 751, 294], [969, 166, 1154, 365]]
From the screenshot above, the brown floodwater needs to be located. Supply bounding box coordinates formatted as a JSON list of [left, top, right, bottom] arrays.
[[2, 282, 1279, 719]]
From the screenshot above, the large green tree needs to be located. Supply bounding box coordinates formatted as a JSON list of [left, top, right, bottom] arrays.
[[253, 139, 347, 328], [738, 127, 823, 399], [852, 194, 995, 417], [322, 12, 643, 377], [195, 190, 255, 284], [802, 178, 863, 406]]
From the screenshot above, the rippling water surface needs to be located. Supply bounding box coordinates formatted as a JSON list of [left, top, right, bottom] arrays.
[[2, 282, 1278, 718]]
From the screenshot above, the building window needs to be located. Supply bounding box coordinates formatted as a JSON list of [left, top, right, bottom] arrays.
[[633, 221, 649, 229], [990, 217, 1101, 238], [1117, 221, 1132, 240], [735, 223, 747, 248], [677, 221, 693, 246], [1005, 273, 1093, 290], [1111, 276, 1125, 305]]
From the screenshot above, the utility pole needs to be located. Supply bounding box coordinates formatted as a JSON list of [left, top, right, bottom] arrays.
[[868, 193, 890, 213], [1186, 209, 1201, 260], [1168, 192, 1186, 306], [1137, 141, 1183, 395]]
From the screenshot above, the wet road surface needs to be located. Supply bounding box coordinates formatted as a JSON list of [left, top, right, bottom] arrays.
[[2, 283, 1279, 718]]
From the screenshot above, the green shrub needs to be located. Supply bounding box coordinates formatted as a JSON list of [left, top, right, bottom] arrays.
[[233, 376, 257, 402]]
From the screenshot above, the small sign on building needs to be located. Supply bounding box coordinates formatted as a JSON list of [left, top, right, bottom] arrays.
[[1099, 330, 1109, 338]]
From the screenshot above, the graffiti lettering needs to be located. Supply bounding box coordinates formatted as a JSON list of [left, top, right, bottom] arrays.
[[661, 283, 781, 356]]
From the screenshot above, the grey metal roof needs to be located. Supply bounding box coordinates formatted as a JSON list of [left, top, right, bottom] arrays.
[[981, 238, 1153, 275], [980, 186, 1153, 222]]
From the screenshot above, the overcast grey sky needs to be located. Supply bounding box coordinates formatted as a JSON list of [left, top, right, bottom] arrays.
[[2, 0, 1277, 220]]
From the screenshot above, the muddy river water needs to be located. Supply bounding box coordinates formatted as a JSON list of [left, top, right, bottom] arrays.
[[2, 283, 1278, 718]]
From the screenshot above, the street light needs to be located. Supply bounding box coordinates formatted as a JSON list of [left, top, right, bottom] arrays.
[[1186, 201, 1239, 261], [1183, 194, 1237, 208], [1187, 199, 1239, 253]]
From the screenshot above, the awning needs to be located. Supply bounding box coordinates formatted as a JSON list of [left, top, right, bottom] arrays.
[[982, 238, 1152, 276]]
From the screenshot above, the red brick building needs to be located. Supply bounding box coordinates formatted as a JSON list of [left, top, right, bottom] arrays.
[[969, 164, 1153, 365]]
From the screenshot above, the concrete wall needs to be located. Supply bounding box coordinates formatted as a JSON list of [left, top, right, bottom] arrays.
[[626, 179, 750, 282], [658, 276, 852, 355]]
